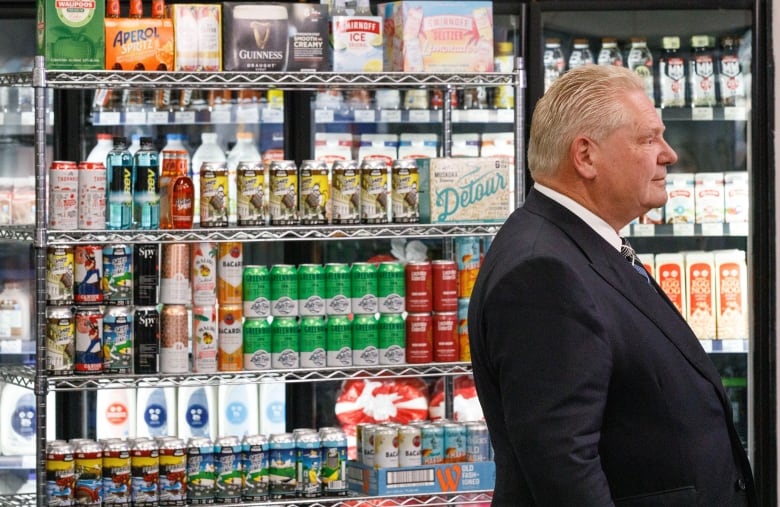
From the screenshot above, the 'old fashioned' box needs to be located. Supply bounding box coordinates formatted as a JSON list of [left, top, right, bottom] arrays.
[[347, 460, 496, 496]]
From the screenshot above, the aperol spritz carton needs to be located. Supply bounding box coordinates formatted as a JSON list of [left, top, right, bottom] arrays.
[[37, 0, 106, 69]]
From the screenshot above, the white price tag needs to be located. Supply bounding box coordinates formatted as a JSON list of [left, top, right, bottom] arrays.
[[632, 224, 655, 237], [125, 111, 146, 125], [21, 455, 36, 469], [236, 106, 260, 123], [0, 113, 5, 126], [699, 340, 713, 353], [262, 108, 284, 123], [147, 111, 169, 124], [701, 223, 724, 236], [672, 223, 695, 236], [721, 339, 747, 352], [20, 112, 34, 125], [354, 109, 376, 123], [451, 109, 463, 122], [211, 109, 231, 124], [0, 339, 22, 354], [724, 106, 748, 121], [467, 109, 490, 123], [99, 111, 121, 125], [408, 110, 430, 123], [691, 107, 714, 121], [380, 110, 402, 122], [728, 222, 749, 237], [496, 109, 514, 123], [174, 111, 196, 124], [315, 109, 335, 123]]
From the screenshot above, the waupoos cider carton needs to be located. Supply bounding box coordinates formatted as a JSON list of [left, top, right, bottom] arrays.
[[37, 0, 106, 69]]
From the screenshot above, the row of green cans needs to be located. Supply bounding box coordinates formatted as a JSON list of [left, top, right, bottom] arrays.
[[242, 261, 406, 318], [243, 313, 406, 370]]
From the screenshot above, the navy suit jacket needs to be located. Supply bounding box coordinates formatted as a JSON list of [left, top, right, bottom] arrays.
[[468, 188, 756, 506]]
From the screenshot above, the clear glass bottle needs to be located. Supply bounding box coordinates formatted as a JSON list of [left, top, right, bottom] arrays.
[[106, 136, 134, 230], [597, 37, 623, 67], [719, 35, 747, 107], [543, 38, 565, 92], [627, 37, 655, 105], [689, 35, 718, 107], [568, 38, 594, 70], [354, 0, 372, 15], [133, 137, 160, 229], [659, 36, 686, 108]]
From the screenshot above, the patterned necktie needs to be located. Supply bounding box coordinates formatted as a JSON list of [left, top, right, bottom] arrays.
[[620, 237, 651, 284]]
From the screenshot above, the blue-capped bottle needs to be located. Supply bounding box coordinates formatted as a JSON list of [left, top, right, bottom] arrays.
[[106, 136, 134, 230], [133, 136, 160, 229]]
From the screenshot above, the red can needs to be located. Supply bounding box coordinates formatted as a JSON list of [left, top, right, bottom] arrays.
[[74, 245, 103, 304], [432, 260, 458, 312], [405, 261, 432, 313], [405, 313, 432, 364], [433, 312, 459, 362]]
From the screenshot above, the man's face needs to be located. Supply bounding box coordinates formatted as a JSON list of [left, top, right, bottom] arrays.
[[590, 90, 678, 227]]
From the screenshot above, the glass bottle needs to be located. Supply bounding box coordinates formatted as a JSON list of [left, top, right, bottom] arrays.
[[493, 41, 515, 109], [689, 35, 717, 107], [159, 150, 190, 229], [627, 37, 655, 105], [597, 38, 623, 67], [567, 38, 594, 70], [543, 38, 565, 92], [170, 172, 194, 229], [106, 136, 134, 230], [659, 36, 686, 108], [719, 35, 747, 107], [133, 137, 160, 229], [354, 0, 372, 15]]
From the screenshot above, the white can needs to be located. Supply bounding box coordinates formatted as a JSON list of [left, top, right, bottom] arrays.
[[373, 425, 399, 469], [360, 424, 378, 468], [49, 160, 79, 230], [191, 242, 218, 306], [192, 305, 218, 373], [78, 161, 107, 230], [398, 424, 422, 467]]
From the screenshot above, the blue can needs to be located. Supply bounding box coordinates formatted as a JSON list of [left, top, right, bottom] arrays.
[[242, 434, 269, 501], [186, 437, 215, 504], [102, 306, 133, 374], [320, 429, 348, 496], [465, 421, 491, 462], [215, 436, 243, 503], [443, 422, 467, 463], [420, 424, 444, 465], [269, 433, 297, 499], [296, 431, 322, 497]]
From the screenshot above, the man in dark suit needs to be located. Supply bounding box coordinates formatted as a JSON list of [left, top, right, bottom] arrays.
[[468, 65, 756, 506]]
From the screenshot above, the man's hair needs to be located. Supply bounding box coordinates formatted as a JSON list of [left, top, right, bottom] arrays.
[[527, 65, 645, 179]]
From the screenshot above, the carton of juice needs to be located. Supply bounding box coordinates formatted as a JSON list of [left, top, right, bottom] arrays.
[[685, 251, 716, 340], [724, 171, 749, 224], [655, 252, 687, 317], [665, 172, 695, 224], [714, 249, 748, 339], [694, 172, 725, 224], [37, 0, 105, 69], [104, 17, 175, 70]]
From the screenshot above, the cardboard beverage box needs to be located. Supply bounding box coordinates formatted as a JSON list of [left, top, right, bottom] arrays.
[[416, 157, 512, 224], [222, 2, 330, 72], [104, 17, 175, 70], [37, 0, 105, 69], [169, 4, 222, 71], [347, 460, 496, 496], [378, 1, 494, 72], [331, 15, 383, 72]]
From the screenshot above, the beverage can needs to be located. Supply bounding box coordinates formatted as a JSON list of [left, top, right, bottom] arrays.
[[360, 159, 389, 224], [243, 265, 271, 318], [320, 429, 348, 495], [300, 315, 326, 368], [295, 432, 322, 497], [74, 245, 103, 304], [103, 305, 133, 374], [405, 312, 432, 364], [47, 441, 76, 506], [74, 440, 103, 506], [237, 161, 266, 226], [160, 243, 191, 305], [398, 425, 422, 467], [405, 261, 432, 313], [130, 438, 159, 505], [47, 305, 75, 375], [378, 313, 405, 365], [270, 264, 299, 317], [432, 260, 458, 312], [134, 306, 160, 374], [360, 424, 377, 467], [103, 243, 133, 306], [268, 160, 298, 225], [214, 436, 243, 503], [420, 424, 444, 464], [217, 242, 243, 305], [242, 434, 269, 500], [350, 262, 378, 314], [160, 304, 189, 374], [75, 306, 103, 374], [133, 244, 159, 306], [271, 316, 299, 369], [186, 437, 216, 504], [47, 245, 74, 304], [391, 159, 419, 223], [299, 159, 329, 225], [465, 421, 491, 462], [378, 261, 405, 314], [443, 422, 467, 463], [101, 439, 131, 505], [78, 161, 107, 230], [373, 426, 399, 469], [352, 313, 378, 366], [192, 305, 218, 373], [217, 304, 243, 371], [243, 317, 271, 370], [455, 237, 481, 298], [49, 160, 79, 230], [458, 298, 471, 362], [158, 437, 187, 505], [324, 263, 351, 316], [298, 263, 326, 316], [268, 433, 297, 498], [200, 161, 229, 227], [326, 314, 352, 367], [191, 242, 218, 307], [433, 311, 459, 362], [331, 160, 360, 224]]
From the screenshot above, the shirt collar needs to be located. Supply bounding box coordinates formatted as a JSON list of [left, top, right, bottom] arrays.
[[534, 183, 622, 252]]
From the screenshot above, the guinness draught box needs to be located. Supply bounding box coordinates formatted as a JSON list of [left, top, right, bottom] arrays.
[[222, 2, 330, 72]]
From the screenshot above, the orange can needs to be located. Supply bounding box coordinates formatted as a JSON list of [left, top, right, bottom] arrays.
[[217, 242, 243, 305], [218, 304, 243, 371]]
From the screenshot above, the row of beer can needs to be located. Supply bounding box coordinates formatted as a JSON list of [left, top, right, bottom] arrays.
[[46, 428, 349, 506], [356, 420, 492, 470]]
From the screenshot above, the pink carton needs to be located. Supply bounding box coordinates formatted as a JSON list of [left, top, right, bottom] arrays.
[[378, 1, 494, 72]]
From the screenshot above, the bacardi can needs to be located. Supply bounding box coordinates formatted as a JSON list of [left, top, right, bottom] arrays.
[[78, 161, 107, 230], [360, 424, 377, 467], [271, 316, 299, 369], [298, 263, 325, 316], [268, 160, 298, 225], [191, 242, 218, 307], [102, 439, 131, 505], [47, 441, 76, 506], [420, 424, 444, 464], [131, 438, 159, 505], [352, 313, 378, 366], [360, 159, 389, 224], [47, 306, 75, 375], [299, 159, 329, 225], [433, 311, 459, 362], [74, 439, 103, 506], [200, 161, 229, 227], [378, 313, 405, 365], [218, 304, 243, 371], [243, 265, 271, 318], [47, 245, 74, 304], [161, 243, 191, 305], [270, 264, 299, 317], [103, 305, 133, 374], [405, 261, 432, 313], [391, 159, 419, 223], [432, 259, 458, 312], [237, 161, 266, 226], [398, 425, 422, 467], [134, 306, 160, 374], [243, 317, 271, 370], [192, 305, 218, 373], [330, 160, 360, 224], [160, 305, 189, 374], [49, 160, 79, 230], [300, 315, 326, 368], [217, 242, 243, 305], [75, 306, 103, 374], [350, 262, 377, 314], [405, 312, 432, 364], [268, 433, 297, 498], [325, 263, 351, 315], [186, 437, 216, 504], [326, 315, 352, 367], [74, 245, 103, 304], [103, 244, 133, 306], [134, 244, 159, 306], [443, 422, 467, 463], [320, 429, 348, 495], [378, 261, 405, 314], [242, 434, 269, 500], [373, 426, 399, 469]]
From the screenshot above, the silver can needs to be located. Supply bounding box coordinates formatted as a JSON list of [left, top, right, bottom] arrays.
[[268, 433, 297, 498], [268, 160, 298, 225], [319, 429, 348, 495], [391, 158, 420, 223], [242, 434, 269, 500], [46, 305, 75, 375], [465, 420, 491, 462], [330, 160, 360, 224], [47, 246, 74, 304], [373, 425, 399, 469], [360, 159, 389, 224], [299, 159, 329, 225], [398, 424, 422, 467], [158, 437, 187, 506], [215, 436, 243, 503], [186, 436, 216, 504]]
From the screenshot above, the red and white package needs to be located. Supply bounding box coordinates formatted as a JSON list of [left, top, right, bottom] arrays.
[[429, 375, 484, 422]]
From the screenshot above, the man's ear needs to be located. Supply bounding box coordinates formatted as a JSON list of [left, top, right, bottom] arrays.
[[571, 135, 598, 180]]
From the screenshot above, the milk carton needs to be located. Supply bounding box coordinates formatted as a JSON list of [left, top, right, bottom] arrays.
[[218, 383, 259, 438], [694, 172, 725, 224], [665, 173, 695, 224], [655, 252, 687, 317], [136, 385, 177, 438], [314, 133, 355, 163], [96, 385, 136, 440], [258, 378, 286, 435], [358, 134, 399, 164], [714, 249, 748, 339], [451, 134, 480, 158], [724, 171, 749, 223], [398, 133, 439, 160], [685, 251, 716, 340]]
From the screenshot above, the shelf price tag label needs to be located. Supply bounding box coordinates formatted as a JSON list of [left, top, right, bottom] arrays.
[[315, 109, 335, 123], [496, 109, 514, 123], [408, 110, 430, 123], [701, 223, 724, 236], [21, 112, 34, 126], [354, 109, 376, 123], [236, 105, 260, 123], [724, 107, 747, 121], [672, 223, 695, 236], [98, 111, 121, 125], [0, 339, 21, 354], [380, 110, 402, 123], [467, 109, 490, 123], [125, 111, 146, 125], [721, 339, 747, 352], [699, 339, 714, 353], [632, 224, 655, 237], [262, 108, 284, 123], [147, 111, 169, 124], [729, 222, 749, 237], [174, 111, 196, 124], [211, 109, 231, 124], [691, 108, 714, 121]]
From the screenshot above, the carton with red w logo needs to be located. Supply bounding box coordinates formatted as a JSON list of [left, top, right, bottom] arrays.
[[346, 460, 495, 496]]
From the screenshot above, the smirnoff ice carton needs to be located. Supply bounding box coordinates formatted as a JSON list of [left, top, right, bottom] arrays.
[[655, 253, 687, 317], [637, 253, 655, 280], [332, 16, 384, 72], [665, 173, 695, 224], [685, 251, 716, 340], [715, 249, 748, 339], [724, 171, 749, 223], [694, 172, 725, 224]]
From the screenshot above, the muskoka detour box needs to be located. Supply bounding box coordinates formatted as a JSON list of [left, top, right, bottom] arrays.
[[347, 460, 495, 496]]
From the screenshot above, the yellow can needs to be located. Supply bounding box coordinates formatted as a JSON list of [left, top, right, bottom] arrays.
[[200, 161, 229, 227], [217, 242, 243, 305]]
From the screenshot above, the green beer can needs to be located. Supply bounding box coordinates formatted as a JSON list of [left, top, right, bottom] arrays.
[[244, 317, 271, 370], [378, 261, 405, 314], [243, 265, 271, 318], [271, 316, 299, 369], [300, 315, 327, 368], [298, 264, 326, 316], [352, 313, 379, 366], [326, 315, 352, 367], [271, 264, 299, 317], [378, 313, 406, 365], [325, 263, 351, 316], [351, 262, 378, 315]]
